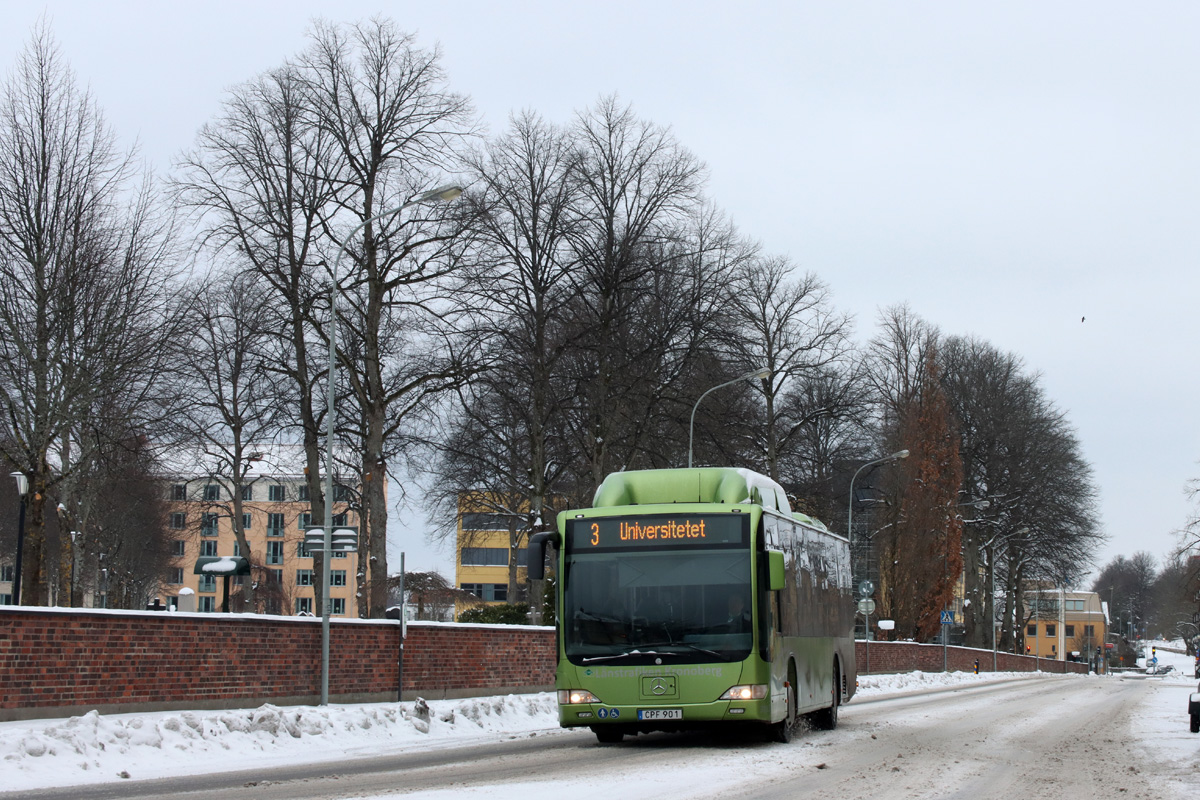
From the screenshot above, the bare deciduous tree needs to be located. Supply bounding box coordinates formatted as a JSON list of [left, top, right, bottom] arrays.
[[302, 18, 478, 617], [0, 28, 182, 605]]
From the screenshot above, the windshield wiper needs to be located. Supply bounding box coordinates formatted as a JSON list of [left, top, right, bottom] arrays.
[[581, 649, 670, 664], [635, 640, 738, 662]]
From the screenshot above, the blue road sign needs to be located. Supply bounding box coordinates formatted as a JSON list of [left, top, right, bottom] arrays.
[[940, 611, 955, 625]]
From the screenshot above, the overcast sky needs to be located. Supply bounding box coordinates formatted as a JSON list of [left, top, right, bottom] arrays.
[[4, 1, 1198, 582]]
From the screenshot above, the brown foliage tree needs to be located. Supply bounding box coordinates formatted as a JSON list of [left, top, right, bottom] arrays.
[[876, 350, 963, 642]]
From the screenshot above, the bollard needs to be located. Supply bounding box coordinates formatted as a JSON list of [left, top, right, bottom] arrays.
[[974, 659, 979, 674]]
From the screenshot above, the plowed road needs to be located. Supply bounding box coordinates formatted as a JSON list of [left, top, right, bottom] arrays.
[[8, 676, 1190, 800]]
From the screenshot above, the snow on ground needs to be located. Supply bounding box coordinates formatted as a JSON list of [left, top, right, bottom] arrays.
[[1126, 638, 1200, 795], [0, 661, 1187, 796], [0, 670, 1040, 794], [0, 694, 562, 793]]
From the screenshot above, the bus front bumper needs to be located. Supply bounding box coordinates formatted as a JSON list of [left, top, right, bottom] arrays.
[[559, 698, 773, 728]]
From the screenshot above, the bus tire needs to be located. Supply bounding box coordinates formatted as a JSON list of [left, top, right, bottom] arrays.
[[593, 726, 624, 744], [808, 662, 840, 731], [771, 664, 799, 743], [1190, 713, 1199, 734]]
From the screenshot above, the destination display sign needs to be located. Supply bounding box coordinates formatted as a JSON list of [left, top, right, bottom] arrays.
[[567, 514, 747, 551]]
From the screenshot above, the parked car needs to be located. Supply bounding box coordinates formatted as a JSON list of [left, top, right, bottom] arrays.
[[1189, 685, 1200, 734]]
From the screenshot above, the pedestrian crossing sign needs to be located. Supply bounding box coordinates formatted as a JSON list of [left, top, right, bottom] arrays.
[[940, 611, 955, 624]]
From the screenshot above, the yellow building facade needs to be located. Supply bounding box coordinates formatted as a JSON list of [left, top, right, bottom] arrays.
[[1023, 589, 1108, 661], [454, 496, 531, 616]]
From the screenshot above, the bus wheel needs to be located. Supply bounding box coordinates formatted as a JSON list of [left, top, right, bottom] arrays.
[[809, 663, 840, 731], [771, 668, 798, 743], [593, 726, 624, 744]]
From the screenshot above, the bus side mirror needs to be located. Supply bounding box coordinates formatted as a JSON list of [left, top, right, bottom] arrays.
[[526, 531, 560, 581], [768, 550, 785, 591]]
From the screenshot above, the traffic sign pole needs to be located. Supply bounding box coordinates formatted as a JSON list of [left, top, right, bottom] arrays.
[[858, 582, 875, 675], [941, 610, 955, 672]]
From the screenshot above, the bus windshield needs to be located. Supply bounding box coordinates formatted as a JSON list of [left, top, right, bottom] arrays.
[[563, 547, 753, 665]]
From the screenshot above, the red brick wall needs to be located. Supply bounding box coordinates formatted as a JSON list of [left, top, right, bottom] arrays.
[[0, 609, 557, 721], [0, 607, 402, 720], [402, 622, 556, 699], [856, 640, 1090, 675]]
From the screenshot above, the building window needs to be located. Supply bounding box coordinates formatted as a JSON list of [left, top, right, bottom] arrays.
[[0, 593, 12, 605], [332, 512, 347, 527], [169, 568, 184, 584], [172, 540, 186, 557], [200, 540, 218, 557], [269, 568, 282, 584], [460, 512, 508, 531], [460, 583, 507, 602], [297, 541, 312, 559], [1, 565, 13, 582], [232, 574, 246, 586], [199, 596, 216, 612], [171, 484, 187, 501], [298, 484, 310, 501], [269, 484, 285, 502], [1026, 624, 1036, 637], [169, 512, 186, 530], [1065, 625, 1075, 638], [267, 513, 285, 537], [296, 569, 314, 586], [201, 513, 219, 537], [331, 570, 347, 587], [332, 549, 347, 559], [295, 597, 313, 615], [203, 483, 221, 501], [1065, 599, 1085, 612], [333, 484, 352, 502], [461, 547, 519, 567], [299, 512, 312, 529], [241, 485, 253, 501], [233, 541, 242, 557], [1046, 624, 1056, 637], [198, 574, 216, 593], [331, 597, 345, 615], [267, 541, 284, 565], [1084, 624, 1096, 637], [241, 513, 252, 531]]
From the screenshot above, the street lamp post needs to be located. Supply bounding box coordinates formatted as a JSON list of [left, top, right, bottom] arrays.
[[9, 472, 27, 605], [687, 368, 770, 469], [990, 526, 1025, 672], [320, 184, 463, 706], [846, 449, 909, 674], [941, 498, 990, 671]]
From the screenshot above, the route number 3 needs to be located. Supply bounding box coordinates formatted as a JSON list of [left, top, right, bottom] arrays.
[[591, 523, 599, 546]]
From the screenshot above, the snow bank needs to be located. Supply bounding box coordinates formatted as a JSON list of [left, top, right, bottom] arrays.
[[0, 694, 560, 792], [856, 668, 1049, 696]]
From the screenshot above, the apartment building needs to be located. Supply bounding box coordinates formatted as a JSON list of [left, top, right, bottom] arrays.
[[1023, 589, 1108, 661], [158, 455, 361, 617]]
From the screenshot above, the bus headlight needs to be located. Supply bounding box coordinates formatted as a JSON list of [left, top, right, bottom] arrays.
[[719, 684, 768, 701], [558, 689, 602, 704]]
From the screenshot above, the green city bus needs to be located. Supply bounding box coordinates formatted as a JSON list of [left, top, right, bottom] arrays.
[[528, 467, 855, 743]]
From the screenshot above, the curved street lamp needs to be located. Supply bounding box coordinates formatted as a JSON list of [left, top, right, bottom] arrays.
[[846, 449, 908, 674], [687, 367, 770, 469], [320, 183, 463, 705]]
